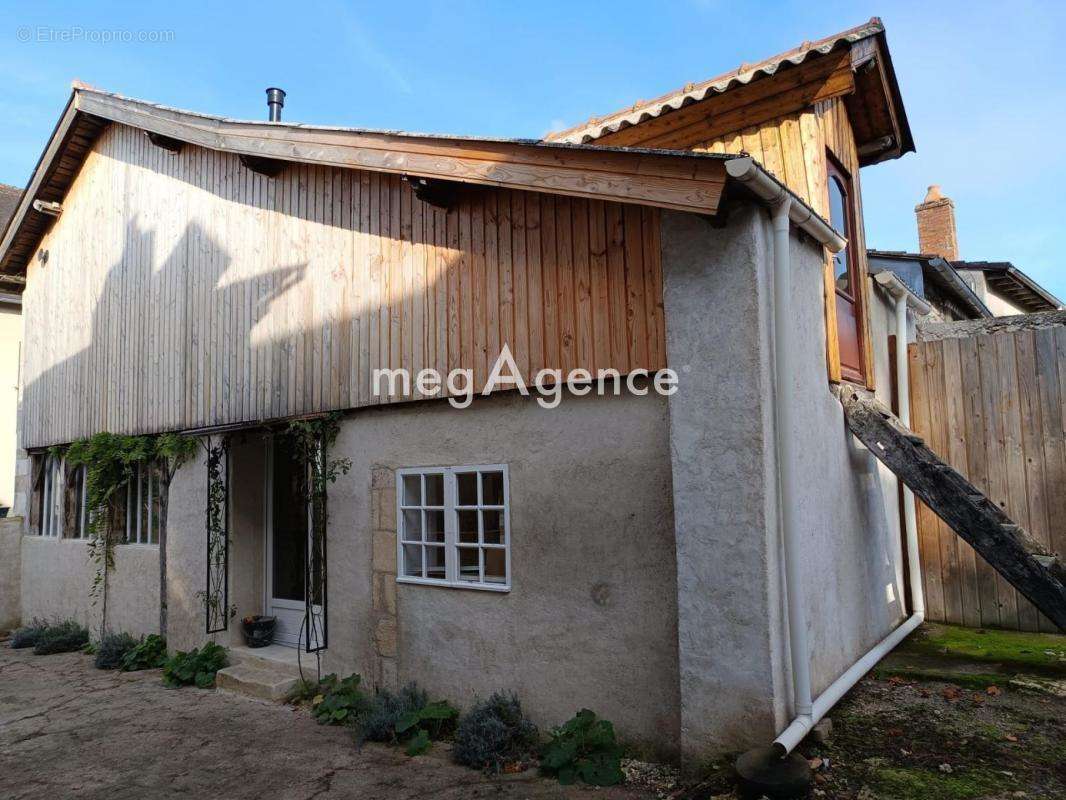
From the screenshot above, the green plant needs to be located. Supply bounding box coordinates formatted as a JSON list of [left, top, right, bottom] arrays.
[[454, 692, 540, 772], [540, 709, 624, 786], [32, 620, 90, 656], [9, 618, 49, 649], [162, 642, 227, 688], [65, 432, 198, 639], [121, 634, 168, 671], [354, 683, 457, 753], [288, 677, 321, 705], [311, 673, 368, 724], [94, 632, 137, 669]]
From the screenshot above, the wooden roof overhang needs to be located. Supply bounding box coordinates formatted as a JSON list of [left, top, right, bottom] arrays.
[[0, 87, 742, 277], [547, 17, 914, 167]]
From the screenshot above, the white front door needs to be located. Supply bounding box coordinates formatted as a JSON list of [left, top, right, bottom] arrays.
[[265, 438, 313, 649]]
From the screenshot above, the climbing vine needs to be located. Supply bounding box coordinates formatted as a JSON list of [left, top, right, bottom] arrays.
[[283, 412, 351, 651], [196, 437, 234, 633], [64, 432, 198, 638]]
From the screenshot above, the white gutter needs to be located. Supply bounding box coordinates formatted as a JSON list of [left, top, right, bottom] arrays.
[[724, 157, 928, 758]]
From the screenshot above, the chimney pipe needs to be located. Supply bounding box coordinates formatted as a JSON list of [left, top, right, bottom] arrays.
[[265, 87, 286, 122]]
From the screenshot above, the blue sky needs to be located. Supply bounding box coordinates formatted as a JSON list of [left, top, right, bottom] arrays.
[[3, 1, 1064, 299]]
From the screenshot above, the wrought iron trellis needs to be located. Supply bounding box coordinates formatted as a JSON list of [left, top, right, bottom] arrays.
[[204, 435, 230, 634], [303, 438, 328, 653]]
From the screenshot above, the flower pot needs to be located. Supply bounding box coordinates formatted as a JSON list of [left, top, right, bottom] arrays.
[[241, 615, 277, 648]]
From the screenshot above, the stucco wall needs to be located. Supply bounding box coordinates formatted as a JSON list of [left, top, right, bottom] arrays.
[[0, 303, 21, 512], [19, 534, 160, 637], [779, 222, 907, 696], [659, 205, 906, 757], [320, 389, 681, 754], [660, 206, 788, 757], [0, 516, 22, 630]]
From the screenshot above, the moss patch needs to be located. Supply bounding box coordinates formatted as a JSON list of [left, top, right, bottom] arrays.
[[872, 665, 1006, 690], [901, 623, 1066, 676], [869, 766, 1005, 800]]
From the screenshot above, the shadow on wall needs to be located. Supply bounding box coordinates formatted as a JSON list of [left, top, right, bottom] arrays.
[[21, 122, 662, 448]]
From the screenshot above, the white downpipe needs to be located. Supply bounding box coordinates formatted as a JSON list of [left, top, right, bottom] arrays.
[[722, 156, 928, 758], [771, 196, 813, 722], [771, 275, 931, 756]]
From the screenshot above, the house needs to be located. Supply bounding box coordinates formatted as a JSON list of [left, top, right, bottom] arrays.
[[1, 19, 930, 764], [867, 250, 991, 322], [0, 184, 23, 517], [912, 184, 1062, 316]]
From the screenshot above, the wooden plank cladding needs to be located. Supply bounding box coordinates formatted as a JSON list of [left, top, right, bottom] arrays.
[[20, 123, 667, 448], [909, 327, 1066, 632]]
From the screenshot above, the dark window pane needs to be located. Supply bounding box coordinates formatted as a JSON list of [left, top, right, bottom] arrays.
[[828, 176, 851, 295], [425, 545, 446, 580], [403, 544, 423, 578], [272, 438, 307, 601], [457, 472, 478, 506], [426, 509, 445, 542], [458, 547, 480, 582], [458, 509, 479, 543], [482, 509, 504, 544], [425, 474, 444, 506], [481, 471, 504, 505], [402, 509, 423, 541], [402, 475, 421, 506], [484, 549, 506, 584]]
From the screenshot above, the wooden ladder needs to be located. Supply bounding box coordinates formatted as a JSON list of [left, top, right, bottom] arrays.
[[836, 385, 1066, 631]]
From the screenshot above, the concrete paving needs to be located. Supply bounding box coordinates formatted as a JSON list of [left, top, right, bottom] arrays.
[[0, 646, 655, 800]]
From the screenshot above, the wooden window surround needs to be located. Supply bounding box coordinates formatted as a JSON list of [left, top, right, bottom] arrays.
[[826, 152, 867, 385]]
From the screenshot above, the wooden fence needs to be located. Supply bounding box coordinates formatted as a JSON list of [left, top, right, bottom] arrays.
[[909, 321, 1066, 632]]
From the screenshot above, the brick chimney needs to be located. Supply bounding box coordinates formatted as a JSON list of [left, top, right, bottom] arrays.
[[915, 185, 959, 261]]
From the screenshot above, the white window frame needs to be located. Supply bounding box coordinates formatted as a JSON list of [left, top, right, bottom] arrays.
[[396, 464, 510, 592], [123, 462, 161, 546]]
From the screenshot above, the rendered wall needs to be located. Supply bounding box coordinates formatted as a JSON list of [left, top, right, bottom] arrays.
[[0, 516, 22, 630], [0, 303, 20, 511], [659, 205, 906, 759], [320, 389, 681, 755], [19, 534, 160, 637]]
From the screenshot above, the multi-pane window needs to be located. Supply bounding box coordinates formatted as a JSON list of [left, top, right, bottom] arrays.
[[121, 462, 163, 545], [397, 465, 509, 591]]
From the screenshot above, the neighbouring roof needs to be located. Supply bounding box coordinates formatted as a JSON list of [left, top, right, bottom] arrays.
[[868, 250, 992, 319], [0, 183, 25, 299], [951, 261, 1063, 313], [546, 17, 914, 166], [0, 84, 838, 276], [0, 183, 20, 228]]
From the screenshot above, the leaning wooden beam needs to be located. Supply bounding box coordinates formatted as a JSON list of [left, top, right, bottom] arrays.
[[837, 385, 1066, 631]]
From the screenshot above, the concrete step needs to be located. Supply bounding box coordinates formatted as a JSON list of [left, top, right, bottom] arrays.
[[226, 644, 304, 679], [216, 660, 300, 702]]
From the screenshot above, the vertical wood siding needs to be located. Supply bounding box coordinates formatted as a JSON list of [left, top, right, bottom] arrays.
[[695, 98, 876, 386], [910, 329, 1066, 632], [21, 123, 665, 448]]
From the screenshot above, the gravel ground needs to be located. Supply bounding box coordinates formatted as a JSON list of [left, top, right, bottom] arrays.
[[0, 646, 655, 800]]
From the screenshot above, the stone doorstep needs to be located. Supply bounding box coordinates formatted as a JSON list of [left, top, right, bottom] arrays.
[[216, 662, 300, 703], [217, 645, 310, 702]]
